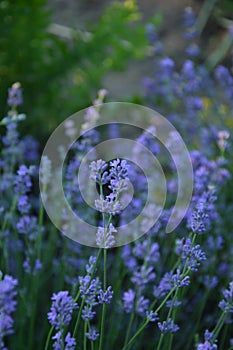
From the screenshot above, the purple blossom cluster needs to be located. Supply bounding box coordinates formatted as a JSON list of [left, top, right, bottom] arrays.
[[0, 273, 18, 349]]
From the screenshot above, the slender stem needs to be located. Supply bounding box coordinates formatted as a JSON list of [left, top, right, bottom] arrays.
[[84, 321, 87, 350], [157, 333, 165, 350], [45, 325, 55, 350], [213, 311, 227, 340], [98, 248, 107, 350], [73, 297, 85, 338], [123, 312, 135, 348]]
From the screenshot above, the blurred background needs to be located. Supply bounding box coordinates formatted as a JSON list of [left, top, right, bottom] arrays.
[[0, 0, 232, 140]]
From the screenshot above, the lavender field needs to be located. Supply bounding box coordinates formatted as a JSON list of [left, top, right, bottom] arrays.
[[1, 1, 233, 349]]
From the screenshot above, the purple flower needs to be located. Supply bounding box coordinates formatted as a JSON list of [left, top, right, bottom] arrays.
[[79, 276, 101, 305], [131, 266, 156, 288], [17, 195, 31, 214], [7, 82, 23, 108], [183, 7, 196, 28], [175, 238, 206, 271], [52, 331, 63, 350], [65, 332, 76, 350], [89, 159, 109, 184], [82, 305, 96, 321], [98, 286, 113, 304], [14, 165, 35, 194], [197, 330, 218, 350], [123, 289, 135, 314], [47, 291, 78, 329], [23, 257, 42, 275], [96, 224, 117, 248], [85, 256, 97, 275], [0, 273, 18, 347], [136, 296, 149, 316], [158, 318, 179, 333], [146, 310, 159, 322], [86, 327, 99, 341], [218, 281, 233, 313]]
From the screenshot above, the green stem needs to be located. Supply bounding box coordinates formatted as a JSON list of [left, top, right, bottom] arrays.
[[84, 321, 87, 350], [123, 312, 135, 348], [98, 248, 107, 350], [45, 325, 55, 350], [157, 333, 165, 350]]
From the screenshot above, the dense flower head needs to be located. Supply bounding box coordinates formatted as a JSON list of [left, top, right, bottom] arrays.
[[47, 291, 78, 329], [96, 224, 117, 248], [175, 238, 206, 271], [82, 305, 96, 321], [98, 286, 113, 304], [0, 273, 18, 347], [79, 276, 101, 305], [0, 274, 18, 315], [89, 159, 109, 184], [14, 165, 35, 194]]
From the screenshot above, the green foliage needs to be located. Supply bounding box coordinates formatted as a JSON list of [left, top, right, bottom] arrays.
[[0, 0, 151, 139]]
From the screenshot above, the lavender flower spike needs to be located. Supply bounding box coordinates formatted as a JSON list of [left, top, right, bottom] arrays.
[[47, 291, 78, 329]]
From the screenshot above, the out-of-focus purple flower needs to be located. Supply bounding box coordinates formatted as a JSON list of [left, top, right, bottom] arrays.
[[7, 82, 23, 108], [136, 296, 149, 316], [17, 194, 31, 214], [158, 318, 179, 333], [14, 165, 35, 194], [23, 257, 42, 275], [0, 273, 18, 347], [154, 269, 191, 299], [218, 281, 233, 313], [131, 265, 156, 288], [86, 327, 99, 341], [21, 135, 39, 163], [123, 289, 135, 314], [85, 256, 97, 275], [47, 291, 78, 329], [146, 310, 159, 322], [52, 331, 63, 350], [121, 245, 137, 272], [16, 215, 38, 237], [197, 330, 218, 350], [65, 332, 76, 350], [183, 7, 196, 28], [159, 57, 175, 75], [186, 43, 200, 57], [202, 275, 218, 289]]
